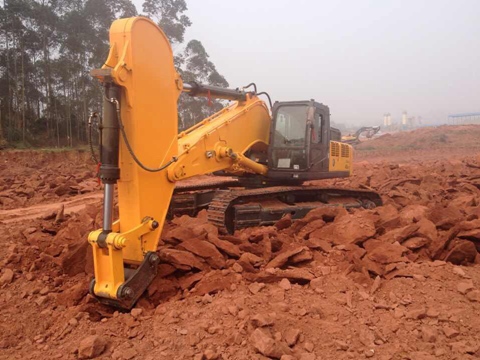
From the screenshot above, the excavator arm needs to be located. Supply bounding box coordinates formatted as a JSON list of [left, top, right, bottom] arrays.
[[87, 17, 271, 309], [342, 126, 380, 145]]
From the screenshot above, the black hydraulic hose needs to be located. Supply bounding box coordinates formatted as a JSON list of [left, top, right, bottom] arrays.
[[242, 83, 258, 94], [88, 112, 99, 164], [107, 97, 177, 173], [256, 92, 273, 111]]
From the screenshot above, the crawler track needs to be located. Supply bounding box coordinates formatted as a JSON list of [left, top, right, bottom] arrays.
[[207, 186, 383, 234]]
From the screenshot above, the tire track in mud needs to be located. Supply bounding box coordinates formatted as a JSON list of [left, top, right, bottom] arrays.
[[0, 192, 102, 224]]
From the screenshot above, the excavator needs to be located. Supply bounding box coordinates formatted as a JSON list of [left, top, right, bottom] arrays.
[[341, 126, 381, 145], [87, 17, 382, 309]]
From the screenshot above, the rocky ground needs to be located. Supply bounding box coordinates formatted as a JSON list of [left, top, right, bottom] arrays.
[[1, 125, 480, 360], [0, 150, 98, 211]]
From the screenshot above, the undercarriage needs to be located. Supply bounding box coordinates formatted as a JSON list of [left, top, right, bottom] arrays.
[[170, 179, 382, 234]]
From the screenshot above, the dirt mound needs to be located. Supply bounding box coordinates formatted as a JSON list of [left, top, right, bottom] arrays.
[[0, 150, 98, 210], [2, 198, 480, 359], [355, 125, 480, 159], [2, 141, 480, 359]]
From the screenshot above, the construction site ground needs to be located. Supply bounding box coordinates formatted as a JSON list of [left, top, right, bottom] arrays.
[[1, 125, 480, 360]]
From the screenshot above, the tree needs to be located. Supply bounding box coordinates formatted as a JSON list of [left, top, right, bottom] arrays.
[[0, 0, 227, 147], [0, 0, 138, 147], [142, 0, 191, 45], [178, 40, 228, 129]]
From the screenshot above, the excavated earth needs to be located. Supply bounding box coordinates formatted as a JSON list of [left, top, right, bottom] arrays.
[[2, 125, 480, 360]]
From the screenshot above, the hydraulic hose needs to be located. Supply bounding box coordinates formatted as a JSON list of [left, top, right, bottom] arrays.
[[107, 97, 177, 173], [241, 83, 258, 94], [87, 112, 101, 164], [257, 92, 273, 111]]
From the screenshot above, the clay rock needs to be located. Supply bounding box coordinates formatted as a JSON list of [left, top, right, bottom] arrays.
[[219, 234, 245, 245], [54, 184, 71, 196], [400, 205, 429, 223], [377, 224, 420, 244], [306, 238, 332, 252], [178, 272, 204, 290], [405, 305, 427, 320], [457, 219, 480, 241], [413, 218, 438, 242], [443, 326, 460, 339], [284, 328, 301, 347], [248, 282, 266, 294], [78, 335, 107, 359], [421, 325, 438, 343], [177, 239, 226, 269], [310, 212, 376, 246], [61, 240, 89, 276], [427, 204, 464, 230], [275, 214, 292, 230], [248, 227, 276, 243], [0, 269, 14, 285], [375, 204, 401, 229], [206, 234, 241, 258], [250, 328, 291, 359], [251, 313, 276, 328], [457, 280, 474, 294], [344, 243, 366, 260], [192, 223, 219, 237], [278, 278, 292, 290], [266, 246, 309, 269], [444, 240, 477, 265], [57, 278, 90, 307], [296, 219, 326, 240], [163, 226, 196, 243], [158, 248, 206, 271], [277, 268, 315, 282], [290, 248, 313, 264], [172, 214, 207, 227], [54, 204, 65, 223], [366, 242, 408, 264], [361, 256, 385, 276], [303, 206, 348, 223], [147, 278, 179, 303], [194, 272, 239, 296], [466, 290, 480, 302], [288, 207, 347, 235], [238, 252, 264, 272], [402, 237, 429, 250], [253, 268, 315, 283], [451, 195, 477, 209]]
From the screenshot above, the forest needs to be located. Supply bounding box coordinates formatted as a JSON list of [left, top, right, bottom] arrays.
[[0, 0, 228, 148]]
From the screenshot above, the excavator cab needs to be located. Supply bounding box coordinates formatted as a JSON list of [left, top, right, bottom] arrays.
[[267, 100, 347, 182]]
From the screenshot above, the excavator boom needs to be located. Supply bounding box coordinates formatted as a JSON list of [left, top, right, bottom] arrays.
[[88, 17, 275, 308]]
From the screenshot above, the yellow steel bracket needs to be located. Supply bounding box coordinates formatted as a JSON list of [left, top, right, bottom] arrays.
[[88, 218, 158, 299]]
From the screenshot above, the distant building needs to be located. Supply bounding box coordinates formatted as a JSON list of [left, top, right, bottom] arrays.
[[448, 112, 480, 125], [402, 111, 408, 130]]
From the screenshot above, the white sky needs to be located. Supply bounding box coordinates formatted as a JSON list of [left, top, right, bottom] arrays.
[[132, 0, 480, 126]]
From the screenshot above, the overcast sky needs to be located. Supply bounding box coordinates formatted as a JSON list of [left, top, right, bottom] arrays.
[[131, 0, 479, 126]]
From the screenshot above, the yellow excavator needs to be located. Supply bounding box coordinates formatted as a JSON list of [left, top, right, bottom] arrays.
[[341, 126, 381, 145], [87, 17, 382, 309]]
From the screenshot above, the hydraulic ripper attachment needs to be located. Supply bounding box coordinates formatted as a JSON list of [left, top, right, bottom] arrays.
[[88, 17, 271, 309]]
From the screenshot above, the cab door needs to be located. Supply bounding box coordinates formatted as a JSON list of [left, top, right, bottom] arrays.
[[269, 103, 309, 171], [308, 104, 330, 173]]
